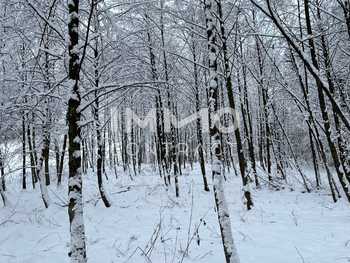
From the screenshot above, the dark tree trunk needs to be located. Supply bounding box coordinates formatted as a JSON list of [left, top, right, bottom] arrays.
[[0, 155, 6, 206], [57, 134, 67, 186], [22, 113, 27, 189], [93, 15, 111, 207], [27, 123, 37, 188], [218, 0, 253, 209], [193, 38, 209, 192]]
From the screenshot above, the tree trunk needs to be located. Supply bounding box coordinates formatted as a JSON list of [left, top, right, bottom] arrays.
[[0, 154, 6, 206], [192, 34, 209, 192], [205, 1, 240, 262], [218, 0, 253, 209], [27, 123, 37, 188], [22, 112, 27, 189], [67, 0, 87, 261], [93, 10, 111, 207], [57, 134, 67, 186]]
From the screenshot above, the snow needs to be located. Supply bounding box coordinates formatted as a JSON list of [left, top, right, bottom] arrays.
[[0, 165, 349, 263], [69, 12, 79, 24], [73, 136, 81, 144], [70, 45, 80, 57], [73, 150, 81, 159]]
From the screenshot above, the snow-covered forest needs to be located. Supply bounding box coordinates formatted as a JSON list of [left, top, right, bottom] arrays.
[[0, 0, 349, 262]]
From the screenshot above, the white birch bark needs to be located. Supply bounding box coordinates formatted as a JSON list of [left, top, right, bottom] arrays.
[[67, 0, 87, 262], [204, 0, 240, 262]]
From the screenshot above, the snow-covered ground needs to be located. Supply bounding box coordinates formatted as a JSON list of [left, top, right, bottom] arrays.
[[1, 166, 349, 263]]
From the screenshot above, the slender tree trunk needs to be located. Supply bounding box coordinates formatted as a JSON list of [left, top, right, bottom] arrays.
[[218, 0, 253, 209], [205, 1, 240, 262], [31, 114, 38, 173], [0, 154, 6, 206], [191, 31, 209, 191], [22, 112, 27, 189], [0, 170, 6, 206], [55, 139, 60, 178], [95, 102, 111, 207], [146, 12, 167, 182], [44, 132, 50, 186], [57, 134, 67, 186], [252, 18, 272, 183], [35, 144, 50, 208], [238, 42, 259, 187], [297, 1, 321, 186], [93, 10, 111, 207], [44, 36, 51, 186], [130, 109, 137, 177], [27, 123, 37, 188]]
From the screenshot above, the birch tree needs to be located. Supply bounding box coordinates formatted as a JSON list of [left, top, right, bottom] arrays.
[[67, 0, 87, 261], [205, 0, 240, 262]]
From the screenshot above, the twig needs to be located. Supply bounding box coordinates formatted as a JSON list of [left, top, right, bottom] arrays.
[[0, 210, 16, 226], [295, 246, 306, 263]]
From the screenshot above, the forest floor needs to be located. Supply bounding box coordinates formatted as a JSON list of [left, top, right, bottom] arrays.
[[0, 165, 349, 263]]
